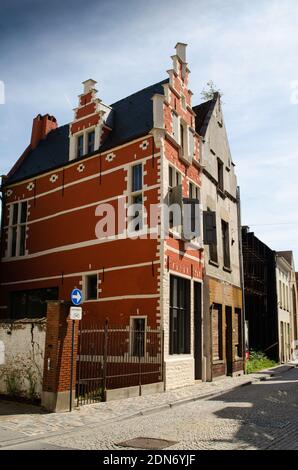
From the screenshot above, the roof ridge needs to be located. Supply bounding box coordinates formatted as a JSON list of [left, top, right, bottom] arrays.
[[111, 78, 168, 107]]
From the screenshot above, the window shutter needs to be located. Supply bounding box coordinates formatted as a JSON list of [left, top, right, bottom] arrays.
[[203, 210, 217, 245], [182, 198, 200, 240], [172, 112, 179, 142]]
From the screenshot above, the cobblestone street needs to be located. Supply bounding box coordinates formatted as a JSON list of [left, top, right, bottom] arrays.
[[0, 365, 297, 450]]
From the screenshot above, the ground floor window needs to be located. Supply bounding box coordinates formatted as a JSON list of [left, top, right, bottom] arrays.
[[212, 303, 223, 361], [130, 317, 146, 356], [10, 287, 58, 319], [169, 275, 190, 354]]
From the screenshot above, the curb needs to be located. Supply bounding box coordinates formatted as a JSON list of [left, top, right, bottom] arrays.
[[0, 364, 294, 449]]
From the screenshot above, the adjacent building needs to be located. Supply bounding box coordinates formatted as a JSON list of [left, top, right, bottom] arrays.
[[242, 227, 279, 361], [276, 251, 298, 362]]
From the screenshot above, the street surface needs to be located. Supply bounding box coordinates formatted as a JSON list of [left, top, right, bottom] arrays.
[[0, 365, 297, 450]]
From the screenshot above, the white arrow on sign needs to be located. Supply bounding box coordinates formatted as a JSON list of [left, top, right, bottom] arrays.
[[72, 291, 82, 303]]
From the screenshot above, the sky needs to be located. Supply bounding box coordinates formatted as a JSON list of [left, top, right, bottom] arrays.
[[0, 0, 298, 263]]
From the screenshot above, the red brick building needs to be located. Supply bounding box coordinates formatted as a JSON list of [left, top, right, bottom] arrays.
[[0, 44, 242, 400]]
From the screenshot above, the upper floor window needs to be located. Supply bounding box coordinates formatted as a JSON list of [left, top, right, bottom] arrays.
[[132, 164, 143, 192], [221, 220, 231, 269], [77, 134, 84, 158], [9, 201, 27, 257], [189, 182, 199, 200], [87, 130, 95, 153], [130, 164, 143, 232], [217, 158, 224, 192], [180, 123, 185, 153], [169, 165, 181, 190]]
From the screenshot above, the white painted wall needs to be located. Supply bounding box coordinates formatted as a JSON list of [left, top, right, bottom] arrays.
[[0, 319, 46, 399]]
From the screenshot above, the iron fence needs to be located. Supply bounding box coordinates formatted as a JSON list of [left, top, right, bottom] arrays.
[[76, 320, 164, 405]]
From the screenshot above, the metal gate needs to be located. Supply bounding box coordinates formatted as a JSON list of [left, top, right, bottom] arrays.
[[76, 320, 164, 405]]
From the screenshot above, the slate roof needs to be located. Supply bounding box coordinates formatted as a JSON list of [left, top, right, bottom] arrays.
[[193, 92, 218, 137], [7, 78, 169, 184]]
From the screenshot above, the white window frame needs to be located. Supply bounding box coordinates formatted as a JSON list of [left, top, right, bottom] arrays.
[[129, 163, 144, 233], [129, 315, 147, 357], [8, 201, 28, 258]]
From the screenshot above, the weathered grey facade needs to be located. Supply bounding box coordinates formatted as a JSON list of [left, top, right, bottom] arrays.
[[194, 94, 244, 380]]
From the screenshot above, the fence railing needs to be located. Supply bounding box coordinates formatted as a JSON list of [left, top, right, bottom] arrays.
[[76, 320, 164, 405]]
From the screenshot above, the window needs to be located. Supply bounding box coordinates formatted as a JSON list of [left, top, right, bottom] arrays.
[[131, 317, 146, 356], [168, 166, 182, 228], [180, 123, 185, 153], [212, 304, 223, 361], [169, 275, 190, 354], [188, 129, 195, 158], [234, 308, 243, 358], [85, 274, 98, 300], [217, 159, 224, 192], [132, 164, 142, 192], [9, 201, 28, 257], [132, 193, 143, 231], [130, 164, 143, 231], [172, 112, 179, 141], [87, 130, 95, 153], [221, 220, 230, 269], [77, 134, 84, 158], [10, 287, 58, 319], [189, 182, 199, 200], [203, 209, 218, 263]]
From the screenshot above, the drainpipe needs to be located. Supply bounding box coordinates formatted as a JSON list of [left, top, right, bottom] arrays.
[[236, 186, 246, 373], [0, 175, 7, 259]]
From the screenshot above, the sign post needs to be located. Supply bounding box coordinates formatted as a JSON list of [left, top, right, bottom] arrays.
[[69, 289, 83, 412]]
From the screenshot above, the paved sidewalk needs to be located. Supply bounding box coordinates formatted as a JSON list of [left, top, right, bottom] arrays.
[[0, 364, 294, 448]]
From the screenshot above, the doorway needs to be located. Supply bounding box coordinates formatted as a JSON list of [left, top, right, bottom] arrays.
[[225, 306, 233, 376]]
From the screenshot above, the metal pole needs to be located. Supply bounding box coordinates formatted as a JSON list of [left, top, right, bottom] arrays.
[[69, 319, 75, 412]]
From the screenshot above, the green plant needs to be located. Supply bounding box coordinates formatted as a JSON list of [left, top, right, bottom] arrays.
[[245, 349, 277, 374]]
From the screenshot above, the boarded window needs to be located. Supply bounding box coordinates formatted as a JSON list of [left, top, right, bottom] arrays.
[[217, 158, 224, 191], [234, 308, 242, 357], [212, 304, 223, 361]]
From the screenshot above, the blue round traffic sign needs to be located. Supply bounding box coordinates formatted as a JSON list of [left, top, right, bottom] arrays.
[[71, 288, 83, 305]]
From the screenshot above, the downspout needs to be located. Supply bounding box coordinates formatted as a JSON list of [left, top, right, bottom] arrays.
[[0, 175, 7, 259], [236, 186, 246, 373]]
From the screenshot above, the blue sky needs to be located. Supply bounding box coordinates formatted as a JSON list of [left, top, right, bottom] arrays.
[[1, 0, 298, 263]]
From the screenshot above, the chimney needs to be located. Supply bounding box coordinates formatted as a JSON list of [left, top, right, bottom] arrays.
[[175, 42, 187, 63], [30, 114, 58, 150], [82, 79, 97, 94]]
